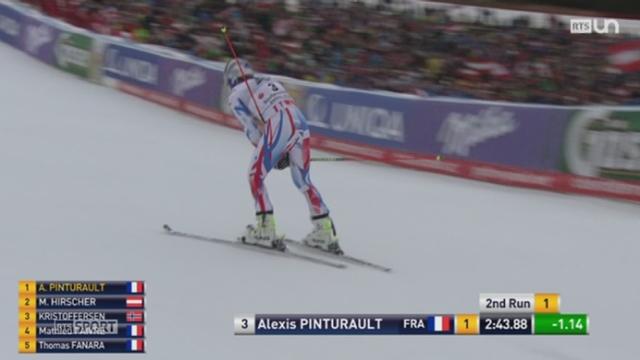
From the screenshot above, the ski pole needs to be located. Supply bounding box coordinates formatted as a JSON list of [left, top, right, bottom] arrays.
[[311, 157, 358, 162], [220, 26, 266, 124], [311, 154, 444, 162]]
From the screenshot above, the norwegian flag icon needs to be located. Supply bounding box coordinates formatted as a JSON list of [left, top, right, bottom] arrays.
[[126, 311, 144, 323]]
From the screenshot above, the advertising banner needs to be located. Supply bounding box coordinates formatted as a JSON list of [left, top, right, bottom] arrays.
[[54, 31, 93, 79], [20, 15, 59, 65], [160, 58, 222, 109], [0, 3, 23, 48], [300, 85, 571, 171], [413, 102, 571, 171], [563, 108, 640, 181], [102, 43, 163, 91], [301, 86, 421, 150]]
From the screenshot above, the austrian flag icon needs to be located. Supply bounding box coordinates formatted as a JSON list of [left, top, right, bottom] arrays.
[[128, 281, 144, 294], [126, 296, 144, 308]]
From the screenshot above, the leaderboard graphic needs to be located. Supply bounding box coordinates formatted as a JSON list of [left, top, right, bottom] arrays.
[[235, 293, 588, 335], [18, 281, 146, 353]]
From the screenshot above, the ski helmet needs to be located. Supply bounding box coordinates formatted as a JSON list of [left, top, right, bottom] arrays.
[[224, 58, 254, 89]]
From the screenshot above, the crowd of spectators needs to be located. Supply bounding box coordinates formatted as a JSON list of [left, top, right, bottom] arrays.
[[21, 0, 640, 105]]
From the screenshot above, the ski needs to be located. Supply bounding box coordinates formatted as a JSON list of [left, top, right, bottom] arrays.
[[162, 225, 346, 269], [283, 239, 392, 273]]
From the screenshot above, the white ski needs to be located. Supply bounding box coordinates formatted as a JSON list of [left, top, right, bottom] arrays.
[[283, 238, 392, 273], [163, 225, 346, 269]]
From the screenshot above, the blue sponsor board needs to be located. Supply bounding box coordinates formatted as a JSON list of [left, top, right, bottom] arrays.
[[0, 3, 23, 48], [161, 58, 223, 108], [103, 43, 163, 91], [300, 84, 571, 171], [301, 87, 420, 151], [20, 15, 59, 66], [103, 44, 223, 108], [409, 101, 571, 171]]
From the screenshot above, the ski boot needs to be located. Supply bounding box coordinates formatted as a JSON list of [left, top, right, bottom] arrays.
[[303, 214, 343, 255], [239, 212, 286, 251]]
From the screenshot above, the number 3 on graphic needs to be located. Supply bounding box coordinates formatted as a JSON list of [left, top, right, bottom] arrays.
[[234, 315, 256, 335]]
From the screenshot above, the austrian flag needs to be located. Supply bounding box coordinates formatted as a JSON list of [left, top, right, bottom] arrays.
[[608, 40, 640, 72], [128, 324, 145, 337], [128, 281, 144, 294], [128, 339, 144, 352], [126, 296, 144, 308], [427, 315, 452, 333]]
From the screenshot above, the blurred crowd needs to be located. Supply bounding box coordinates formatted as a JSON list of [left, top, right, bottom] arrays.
[[22, 0, 640, 105]]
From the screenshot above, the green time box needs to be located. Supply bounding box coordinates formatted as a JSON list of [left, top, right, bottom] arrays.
[[534, 314, 589, 335]]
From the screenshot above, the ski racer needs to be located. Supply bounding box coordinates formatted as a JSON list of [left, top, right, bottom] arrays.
[[224, 59, 342, 255]]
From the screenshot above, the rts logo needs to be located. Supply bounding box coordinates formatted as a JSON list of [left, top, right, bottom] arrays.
[[570, 18, 620, 34]]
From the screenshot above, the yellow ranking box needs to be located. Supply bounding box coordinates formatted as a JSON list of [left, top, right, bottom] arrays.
[[18, 309, 36, 323], [455, 314, 479, 335], [534, 293, 560, 313], [18, 339, 36, 354], [19, 281, 36, 295], [18, 323, 36, 339], [18, 295, 36, 310], [18, 281, 37, 354]]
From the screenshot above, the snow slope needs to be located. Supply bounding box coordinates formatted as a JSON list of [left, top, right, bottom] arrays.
[[1, 42, 639, 359]]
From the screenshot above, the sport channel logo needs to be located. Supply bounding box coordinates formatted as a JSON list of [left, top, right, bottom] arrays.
[[570, 18, 620, 34], [71, 320, 118, 335]]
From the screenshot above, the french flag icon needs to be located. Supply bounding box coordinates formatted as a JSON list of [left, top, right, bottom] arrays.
[[427, 315, 452, 333], [128, 281, 144, 294], [129, 324, 145, 337], [128, 339, 144, 352]]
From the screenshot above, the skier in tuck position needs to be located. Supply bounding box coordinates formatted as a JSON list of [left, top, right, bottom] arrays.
[[224, 58, 342, 255]]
